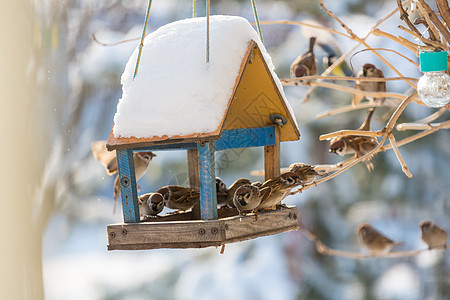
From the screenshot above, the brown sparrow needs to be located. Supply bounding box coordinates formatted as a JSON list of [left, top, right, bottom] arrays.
[[420, 220, 448, 250], [257, 172, 303, 210], [352, 63, 386, 106], [233, 184, 262, 215], [156, 185, 200, 211], [288, 163, 326, 185], [329, 108, 377, 170], [290, 36, 317, 77], [91, 140, 156, 213], [138, 192, 164, 217], [357, 223, 401, 255], [226, 178, 252, 208], [216, 177, 228, 207]]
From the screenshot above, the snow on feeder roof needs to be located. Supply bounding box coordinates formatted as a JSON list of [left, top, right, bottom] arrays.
[[108, 15, 299, 150]]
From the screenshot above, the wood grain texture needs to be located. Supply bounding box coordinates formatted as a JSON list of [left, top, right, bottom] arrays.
[[215, 126, 276, 151], [187, 148, 201, 220], [117, 149, 140, 223], [108, 206, 299, 250], [264, 125, 280, 181]]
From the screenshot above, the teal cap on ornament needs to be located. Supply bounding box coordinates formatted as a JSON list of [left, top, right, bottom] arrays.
[[419, 51, 448, 72]]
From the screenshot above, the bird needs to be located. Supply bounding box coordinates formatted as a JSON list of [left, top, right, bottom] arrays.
[[288, 163, 326, 185], [91, 140, 156, 214], [233, 184, 262, 216], [329, 108, 377, 170], [257, 172, 303, 210], [318, 42, 353, 77], [420, 220, 448, 250], [216, 177, 228, 207], [138, 192, 164, 217], [356, 223, 401, 255], [225, 178, 252, 208], [290, 36, 317, 78], [352, 63, 386, 106], [156, 185, 200, 211]]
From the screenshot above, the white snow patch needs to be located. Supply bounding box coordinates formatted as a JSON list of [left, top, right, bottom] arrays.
[[113, 15, 296, 138], [374, 264, 420, 300]]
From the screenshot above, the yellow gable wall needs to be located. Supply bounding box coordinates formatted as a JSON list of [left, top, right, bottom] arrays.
[[223, 44, 300, 142]]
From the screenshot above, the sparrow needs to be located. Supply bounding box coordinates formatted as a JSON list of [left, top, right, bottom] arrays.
[[91, 140, 156, 213], [329, 108, 377, 170], [290, 36, 317, 77], [356, 223, 401, 255], [233, 184, 262, 215], [352, 63, 386, 106], [288, 163, 326, 185], [226, 178, 252, 208], [216, 177, 228, 207], [156, 185, 200, 211], [420, 220, 448, 250], [257, 172, 303, 210], [138, 192, 164, 217]]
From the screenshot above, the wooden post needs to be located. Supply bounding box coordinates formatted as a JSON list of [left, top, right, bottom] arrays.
[[264, 125, 280, 181], [117, 149, 140, 223], [197, 142, 218, 220], [187, 149, 201, 219]]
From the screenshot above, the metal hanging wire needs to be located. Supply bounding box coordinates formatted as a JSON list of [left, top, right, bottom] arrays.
[[250, 0, 264, 44], [133, 0, 153, 79], [193, 0, 197, 18]]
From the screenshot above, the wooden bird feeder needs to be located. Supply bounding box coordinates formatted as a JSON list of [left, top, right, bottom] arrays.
[[105, 19, 301, 250]]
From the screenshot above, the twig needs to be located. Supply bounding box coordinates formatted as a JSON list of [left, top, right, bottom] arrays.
[[257, 20, 352, 39], [298, 223, 445, 259], [317, 102, 387, 119], [417, 0, 450, 44], [396, 0, 433, 46], [371, 29, 419, 53], [92, 33, 140, 46], [319, 130, 383, 141], [398, 25, 443, 49], [415, 4, 441, 43], [435, 0, 450, 32], [388, 133, 413, 177], [352, 48, 420, 68], [281, 76, 418, 83], [319, 0, 417, 89], [396, 122, 445, 131], [414, 107, 448, 124]]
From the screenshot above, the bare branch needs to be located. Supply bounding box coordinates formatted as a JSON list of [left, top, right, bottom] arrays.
[[388, 133, 413, 177]]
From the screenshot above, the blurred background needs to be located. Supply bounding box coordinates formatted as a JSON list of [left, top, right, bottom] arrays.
[[3, 0, 449, 299]]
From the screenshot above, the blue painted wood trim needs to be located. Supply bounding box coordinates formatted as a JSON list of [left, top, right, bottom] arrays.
[[197, 142, 218, 220], [117, 149, 140, 223], [134, 143, 197, 152], [215, 126, 276, 151]]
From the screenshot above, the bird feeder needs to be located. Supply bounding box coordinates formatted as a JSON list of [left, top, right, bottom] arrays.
[[105, 16, 301, 250]]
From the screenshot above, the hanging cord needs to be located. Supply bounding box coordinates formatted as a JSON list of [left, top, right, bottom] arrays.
[[193, 0, 197, 18], [206, 0, 210, 63], [133, 0, 153, 79], [250, 0, 264, 44]]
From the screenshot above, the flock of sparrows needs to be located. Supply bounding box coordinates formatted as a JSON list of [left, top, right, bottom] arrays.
[[357, 221, 448, 254], [290, 36, 386, 170], [91, 140, 326, 218]]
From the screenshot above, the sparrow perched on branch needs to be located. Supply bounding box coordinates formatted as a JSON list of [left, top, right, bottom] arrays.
[[226, 178, 252, 208], [257, 172, 303, 210], [420, 220, 448, 250], [356, 223, 401, 255], [138, 192, 164, 217], [91, 140, 155, 214], [233, 184, 262, 215], [290, 36, 317, 77], [156, 185, 200, 211], [288, 163, 326, 185], [352, 63, 386, 106], [216, 177, 228, 207], [329, 108, 377, 170]]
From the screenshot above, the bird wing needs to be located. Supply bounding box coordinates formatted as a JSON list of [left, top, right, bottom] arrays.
[[91, 140, 118, 175]]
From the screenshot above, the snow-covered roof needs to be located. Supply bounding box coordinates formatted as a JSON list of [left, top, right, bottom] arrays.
[[112, 15, 297, 140]]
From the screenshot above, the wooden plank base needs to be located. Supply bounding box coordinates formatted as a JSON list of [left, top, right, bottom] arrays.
[[107, 206, 299, 250]]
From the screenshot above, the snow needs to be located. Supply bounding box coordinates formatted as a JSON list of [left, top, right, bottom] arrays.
[[113, 15, 296, 138]]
